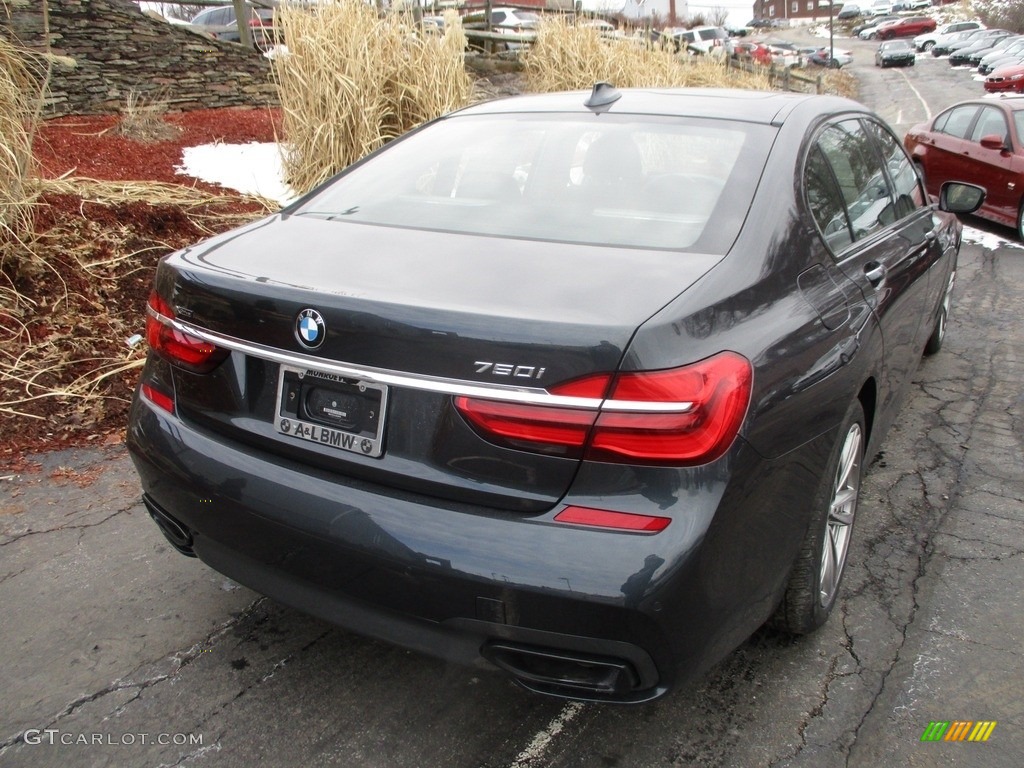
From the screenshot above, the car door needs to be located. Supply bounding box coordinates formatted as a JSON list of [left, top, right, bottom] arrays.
[[961, 105, 1021, 221], [807, 118, 941, 431], [918, 104, 982, 195]]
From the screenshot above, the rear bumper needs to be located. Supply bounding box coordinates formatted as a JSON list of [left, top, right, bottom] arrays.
[[127, 389, 823, 702], [146, 491, 663, 700]]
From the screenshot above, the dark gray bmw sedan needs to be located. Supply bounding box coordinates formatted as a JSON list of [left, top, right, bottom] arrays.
[[128, 87, 982, 702]]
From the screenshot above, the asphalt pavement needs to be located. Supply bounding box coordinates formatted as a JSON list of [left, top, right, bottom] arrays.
[[1, 32, 1023, 767]]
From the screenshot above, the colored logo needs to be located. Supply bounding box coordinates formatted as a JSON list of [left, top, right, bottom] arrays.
[[295, 309, 326, 349], [920, 721, 997, 742]]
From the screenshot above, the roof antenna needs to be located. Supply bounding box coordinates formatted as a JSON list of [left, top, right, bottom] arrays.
[[585, 82, 621, 110]]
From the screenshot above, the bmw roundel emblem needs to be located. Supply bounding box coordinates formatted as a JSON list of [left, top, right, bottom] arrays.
[[295, 308, 326, 349]]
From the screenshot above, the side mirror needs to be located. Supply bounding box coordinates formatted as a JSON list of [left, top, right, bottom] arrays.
[[979, 134, 1008, 152], [938, 182, 985, 215]]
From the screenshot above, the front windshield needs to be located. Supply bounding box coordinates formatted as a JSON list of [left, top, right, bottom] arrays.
[[296, 113, 775, 252]]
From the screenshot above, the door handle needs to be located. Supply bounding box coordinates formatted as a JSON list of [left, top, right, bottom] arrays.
[[865, 262, 887, 286]]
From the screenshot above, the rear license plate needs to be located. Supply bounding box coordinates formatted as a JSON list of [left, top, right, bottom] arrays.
[[274, 365, 387, 458]]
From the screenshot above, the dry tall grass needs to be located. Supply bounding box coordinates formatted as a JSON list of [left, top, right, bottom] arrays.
[[115, 89, 181, 142], [524, 19, 772, 93], [272, 3, 472, 194], [0, 35, 40, 276]]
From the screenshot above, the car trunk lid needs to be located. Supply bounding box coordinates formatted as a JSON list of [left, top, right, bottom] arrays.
[[154, 216, 721, 511]]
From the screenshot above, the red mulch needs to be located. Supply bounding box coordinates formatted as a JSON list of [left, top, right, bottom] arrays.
[[1, 107, 282, 466], [33, 107, 283, 184]]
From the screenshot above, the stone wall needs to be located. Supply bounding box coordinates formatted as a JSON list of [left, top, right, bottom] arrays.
[[1, 0, 278, 116]]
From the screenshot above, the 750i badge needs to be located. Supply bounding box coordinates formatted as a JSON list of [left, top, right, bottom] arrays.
[[274, 364, 387, 458]]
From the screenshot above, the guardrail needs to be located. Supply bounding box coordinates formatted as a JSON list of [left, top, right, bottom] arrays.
[[727, 57, 827, 94]]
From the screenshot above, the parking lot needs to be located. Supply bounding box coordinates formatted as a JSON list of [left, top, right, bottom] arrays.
[[2, 31, 1023, 767]]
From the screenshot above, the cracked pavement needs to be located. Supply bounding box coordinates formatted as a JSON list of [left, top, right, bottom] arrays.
[[1, 239, 1020, 767], [4, 26, 1022, 768]]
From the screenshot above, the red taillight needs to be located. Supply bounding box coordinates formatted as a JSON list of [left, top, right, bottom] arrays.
[[554, 506, 670, 533], [453, 373, 611, 458], [455, 352, 752, 466], [589, 353, 752, 464], [145, 292, 225, 373], [451, 398, 597, 455], [141, 382, 175, 414]]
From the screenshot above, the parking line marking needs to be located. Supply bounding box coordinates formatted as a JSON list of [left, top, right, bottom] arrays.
[[898, 69, 932, 120], [508, 702, 585, 768]]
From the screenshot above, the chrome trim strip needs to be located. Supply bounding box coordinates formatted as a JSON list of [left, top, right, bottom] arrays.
[[599, 400, 694, 413], [149, 310, 694, 413]]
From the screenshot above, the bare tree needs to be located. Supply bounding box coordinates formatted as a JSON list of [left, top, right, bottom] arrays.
[[139, 3, 207, 22], [707, 5, 730, 27], [972, 0, 1024, 34]]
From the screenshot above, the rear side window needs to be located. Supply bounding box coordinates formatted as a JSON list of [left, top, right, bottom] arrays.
[[815, 120, 893, 242], [699, 28, 726, 41], [805, 118, 917, 251], [210, 8, 233, 25], [298, 113, 775, 253], [933, 105, 979, 139], [805, 144, 853, 251], [865, 121, 925, 214]]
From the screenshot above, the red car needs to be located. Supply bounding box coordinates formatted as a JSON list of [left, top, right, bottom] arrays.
[[985, 64, 1024, 94], [904, 97, 1024, 239], [733, 40, 774, 66], [877, 17, 936, 40]]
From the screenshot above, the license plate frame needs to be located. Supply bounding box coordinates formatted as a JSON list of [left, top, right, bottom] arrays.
[[274, 364, 388, 458]]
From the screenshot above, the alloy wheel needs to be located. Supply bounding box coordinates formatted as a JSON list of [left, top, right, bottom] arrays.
[[818, 422, 862, 607]]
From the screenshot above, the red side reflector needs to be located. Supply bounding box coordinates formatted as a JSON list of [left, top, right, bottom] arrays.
[[554, 506, 670, 533], [141, 382, 175, 414]]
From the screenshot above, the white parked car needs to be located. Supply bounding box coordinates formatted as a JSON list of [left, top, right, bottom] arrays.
[[763, 40, 802, 68], [669, 25, 734, 56], [893, 0, 931, 10], [462, 7, 540, 50], [868, 0, 892, 16], [913, 20, 984, 52]]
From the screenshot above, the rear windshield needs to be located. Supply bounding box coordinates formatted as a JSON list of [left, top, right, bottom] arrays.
[[296, 113, 775, 252], [698, 28, 727, 41]]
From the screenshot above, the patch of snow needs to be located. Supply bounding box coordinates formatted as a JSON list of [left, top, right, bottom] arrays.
[[961, 225, 1021, 251], [177, 143, 298, 208]]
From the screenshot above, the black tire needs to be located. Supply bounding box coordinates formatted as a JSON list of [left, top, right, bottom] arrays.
[[770, 400, 865, 635], [922, 40, 934, 52], [924, 269, 955, 356], [1017, 201, 1024, 243]]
